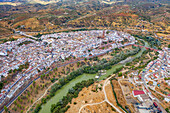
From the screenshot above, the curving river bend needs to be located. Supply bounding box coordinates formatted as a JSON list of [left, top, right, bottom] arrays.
[[39, 40, 149, 113]]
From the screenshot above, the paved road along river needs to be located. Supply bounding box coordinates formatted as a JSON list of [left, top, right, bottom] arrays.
[[39, 40, 149, 113]]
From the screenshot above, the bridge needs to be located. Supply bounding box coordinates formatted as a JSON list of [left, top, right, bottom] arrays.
[[14, 30, 38, 40], [19, 32, 38, 40]]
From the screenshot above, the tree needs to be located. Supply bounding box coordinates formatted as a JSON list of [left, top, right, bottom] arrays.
[[50, 79, 94, 113], [18, 104, 21, 108], [168, 44, 170, 48], [33, 81, 36, 87], [165, 108, 169, 112], [55, 67, 58, 71], [14, 107, 17, 111], [14, 100, 17, 105], [84, 58, 87, 62], [51, 78, 55, 83], [36, 85, 39, 90], [0, 82, 4, 90], [18, 96, 21, 101], [30, 85, 33, 89], [20, 99, 23, 103], [106, 31, 110, 34], [27, 91, 30, 96], [36, 33, 42, 38], [31, 99, 33, 104], [118, 72, 123, 77], [51, 104, 56, 112], [41, 98, 46, 104], [77, 62, 80, 67], [4, 106, 8, 112], [35, 89, 38, 94], [42, 85, 45, 89], [9, 70, 12, 73], [33, 104, 42, 113], [40, 75, 44, 80]]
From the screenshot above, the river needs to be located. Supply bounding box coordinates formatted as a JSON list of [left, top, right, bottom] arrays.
[[39, 40, 149, 113]]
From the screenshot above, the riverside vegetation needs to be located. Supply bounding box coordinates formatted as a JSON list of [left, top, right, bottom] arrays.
[[33, 46, 141, 113]]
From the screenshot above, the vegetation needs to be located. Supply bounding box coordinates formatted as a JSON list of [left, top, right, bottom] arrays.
[[33, 47, 140, 112], [17, 41, 33, 47], [35, 33, 42, 38], [50, 79, 94, 113], [165, 108, 170, 113], [0, 82, 4, 90], [110, 79, 128, 113], [12, 62, 29, 73], [2, 38, 17, 43], [4, 106, 8, 112], [118, 72, 123, 77], [133, 35, 161, 49], [58, 28, 98, 33], [164, 78, 170, 80], [0, 0, 168, 37], [114, 67, 124, 74], [33, 104, 42, 113]]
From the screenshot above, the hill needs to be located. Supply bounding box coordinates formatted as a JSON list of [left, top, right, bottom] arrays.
[[0, 0, 169, 41], [0, 0, 169, 4]]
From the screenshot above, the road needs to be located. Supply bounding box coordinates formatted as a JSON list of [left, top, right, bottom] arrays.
[[0, 44, 129, 113], [0, 36, 155, 113], [78, 76, 124, 113], [0, 77, 40, 113], [26, 79, 60, 113], [142, 52, 167, 104], [103, 76, 124, 113], [78, 100, 105, 113], [19, 32, 38, 40], [146, 52, 170, 99]]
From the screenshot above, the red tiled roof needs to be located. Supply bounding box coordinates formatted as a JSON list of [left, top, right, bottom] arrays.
[[133, 90, 145, 95], [168, 94, 170, 97]]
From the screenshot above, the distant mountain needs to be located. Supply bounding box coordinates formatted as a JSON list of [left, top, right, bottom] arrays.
[[0, 0, 25, 2], [0, 0, 18, 1], [0, 0, 169, 4]]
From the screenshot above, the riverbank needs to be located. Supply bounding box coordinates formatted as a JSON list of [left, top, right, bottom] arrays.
[[38, 40, 149, 113]]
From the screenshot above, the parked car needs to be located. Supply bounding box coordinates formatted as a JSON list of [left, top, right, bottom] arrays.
[[157, 108, 162, 113], [153, 102, 158, 108]]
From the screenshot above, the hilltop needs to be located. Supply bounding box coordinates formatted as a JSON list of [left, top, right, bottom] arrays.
[[0, 0, 169, 43]]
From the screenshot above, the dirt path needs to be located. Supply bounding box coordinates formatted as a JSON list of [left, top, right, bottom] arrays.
[[78, 76, 124, 113]]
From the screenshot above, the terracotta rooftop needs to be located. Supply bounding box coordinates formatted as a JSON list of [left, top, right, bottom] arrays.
[[133, 90, 145, 96]]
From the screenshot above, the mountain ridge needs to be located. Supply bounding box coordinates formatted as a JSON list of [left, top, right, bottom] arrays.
[[0, 0, 169, 4]]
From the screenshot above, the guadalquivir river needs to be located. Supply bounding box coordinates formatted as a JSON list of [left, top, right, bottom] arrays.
[[39, 40, 149, 113]]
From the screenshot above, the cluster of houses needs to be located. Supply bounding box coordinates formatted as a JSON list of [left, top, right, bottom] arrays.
[[129, 47, 170, 113], [0, 30, 136, 105], [132, 47, 170, 104], [144, 47, 170, 88]]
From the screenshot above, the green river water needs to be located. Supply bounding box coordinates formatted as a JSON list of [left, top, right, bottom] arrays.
[[39, 40, 149, 113]]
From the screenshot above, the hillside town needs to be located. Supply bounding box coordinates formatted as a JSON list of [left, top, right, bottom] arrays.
[[0, 0, 169, 112], [129, 47, 170, 113], [0, 30, 136, 105]]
